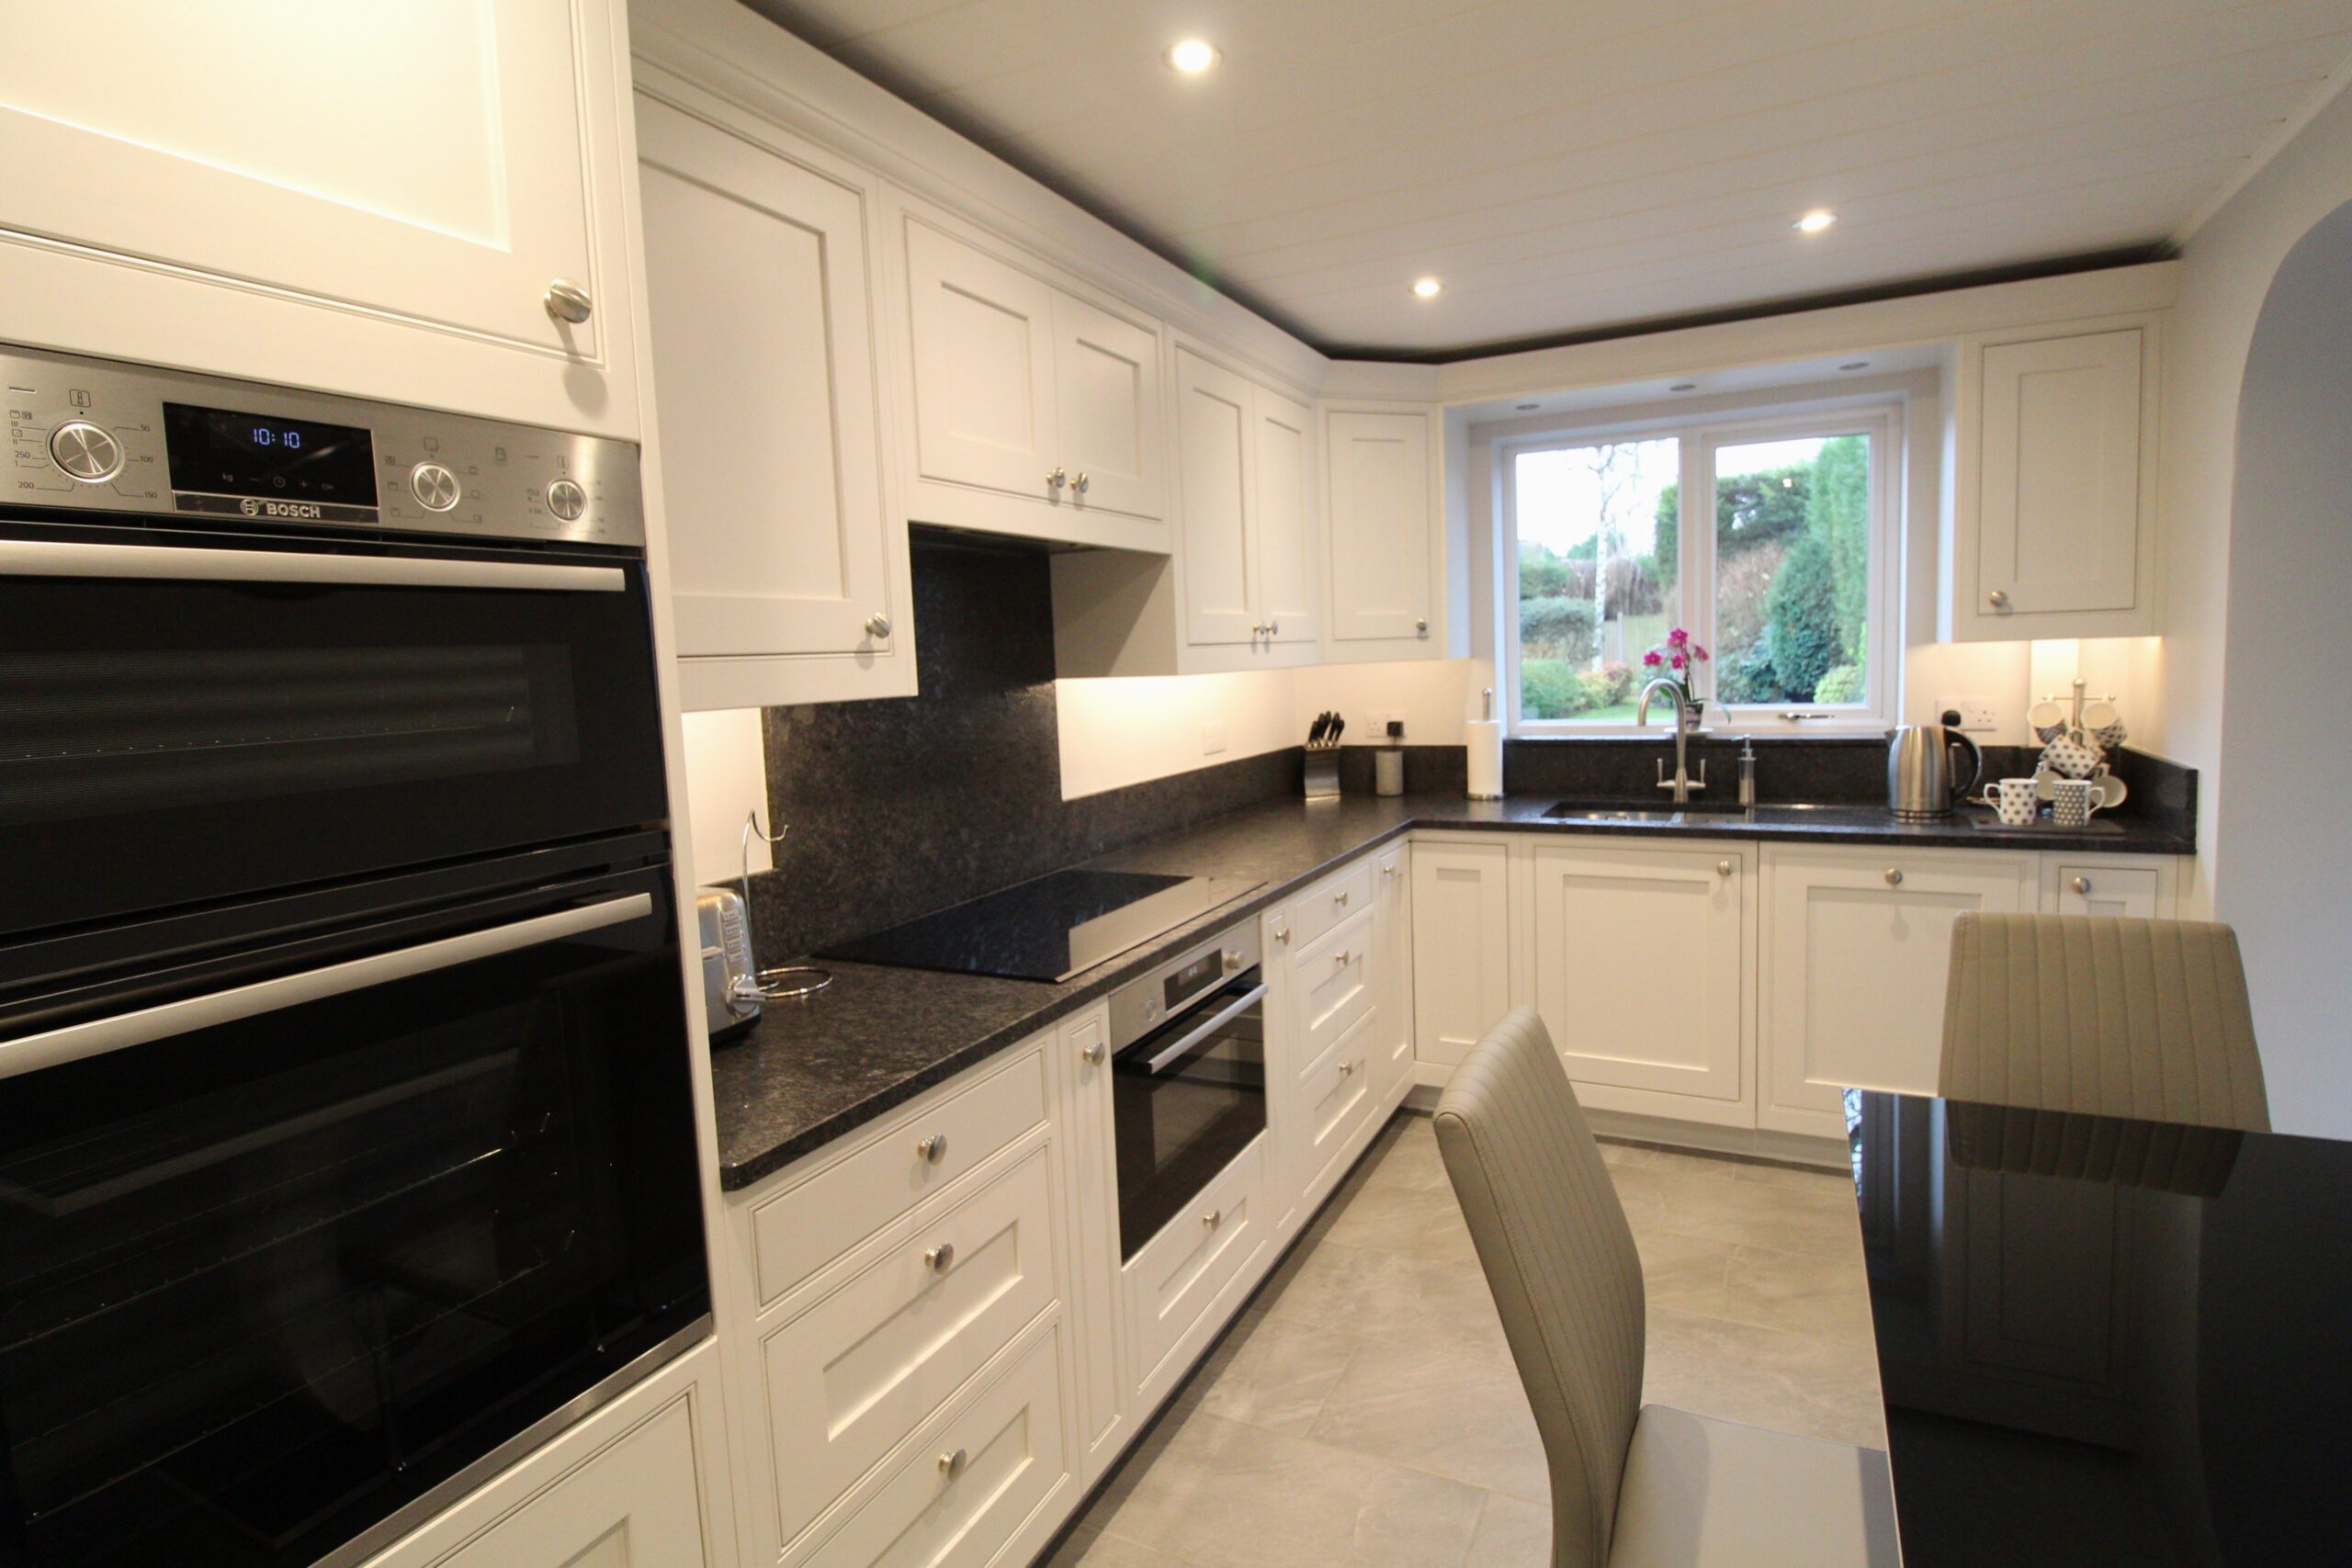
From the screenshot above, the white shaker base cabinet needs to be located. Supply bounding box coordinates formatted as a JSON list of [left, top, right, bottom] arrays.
[[1758, 847, 2032, 1139], [1532, 842, 1755, 1127], [1408, 839, 1514, 1070], [359, 1339, 733, 1568], [0, 0, 641, 434], [635, 83, 912, 711]]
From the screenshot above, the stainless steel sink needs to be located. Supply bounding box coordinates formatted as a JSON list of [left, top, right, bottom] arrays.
[[1543, 804, 1736, 824]]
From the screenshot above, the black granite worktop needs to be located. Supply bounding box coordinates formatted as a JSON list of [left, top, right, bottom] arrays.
[[709, 790, 2191, 1190]]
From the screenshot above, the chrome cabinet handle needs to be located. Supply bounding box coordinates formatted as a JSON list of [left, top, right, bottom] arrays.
[[1072, 471, 1090, 493], [938, 1448, 967, 1478], [865, 613, 892, 638], [544, 279, 594, 323], [916, 1133, 948, 1164], [1717, 860, 1734, 877], [2072, 875, 2093, 895], [1202, 1209, 1222, 1229], [1046, 467, 1067, 490], [0, 538, 622, 593], [1988, 590, 2010, 609], [1884, 868, 1904, 886], [924, 1242, 955, 1271], [1081, 1040, 1106, 1066]]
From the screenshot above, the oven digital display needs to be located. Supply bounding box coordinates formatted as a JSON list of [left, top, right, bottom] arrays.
[[164, 401, 378, 505], [1164, 950, 1223, 1012]]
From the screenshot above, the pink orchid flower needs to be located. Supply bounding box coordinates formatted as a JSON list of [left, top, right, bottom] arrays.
[[1670, 653, 1687, 671], [1642, 649, 1663, 667], [1666, 626, 1689, 649], [1691, 643, 1711, 661]]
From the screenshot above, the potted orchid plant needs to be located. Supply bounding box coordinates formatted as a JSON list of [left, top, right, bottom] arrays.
[[1640, 626, 1710, 730]]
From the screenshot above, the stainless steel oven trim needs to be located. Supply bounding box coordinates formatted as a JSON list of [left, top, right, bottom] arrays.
[[0, 537, 625, 592], [0, 892, 653, 1079], [1107, 914, 1265, 1051], [1130, 978, 1267, 1075], [311, 1312, 714, 1568]]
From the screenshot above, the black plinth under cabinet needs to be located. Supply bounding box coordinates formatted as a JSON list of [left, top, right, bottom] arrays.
[[1849, 1091, 2352, 1566]]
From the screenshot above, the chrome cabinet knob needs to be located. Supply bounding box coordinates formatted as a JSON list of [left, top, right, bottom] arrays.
[[544, 279, 594, 324], [1382, 863, 1396, 879], [1988, 590, 2010, 609], [1717, 860, 1734, 877], [1046, 467, 1067, 490], [1334, 889, 1350, 907], [1072, 471, 1090, 493], [1267, 618, 1279, 635], [1883, 867, 1904, 886], [1339, 1060, 1355, 1077], [916, 1133, 948, 1164], [938, 1448, 967, 1478], [924, 1242, 956, 1271], [1415, 617, 1429, 633], [1081, 1040, 1106, 1066], [1334, 951, 1351, 972], [1273, 921, 1290, 944], [1202, 1209, 1222, 1229], [2072, 875, 2093, 895], [865, 613, 892, 638]]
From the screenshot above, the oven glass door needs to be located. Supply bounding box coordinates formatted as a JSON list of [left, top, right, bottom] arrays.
[[1114, 970, 1268, 1259], [0, 524, 668, 942], [0, 864, 707, 1568]]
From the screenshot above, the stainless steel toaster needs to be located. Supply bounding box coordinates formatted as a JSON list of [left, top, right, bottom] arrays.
[[695, 886, 761, 1039]]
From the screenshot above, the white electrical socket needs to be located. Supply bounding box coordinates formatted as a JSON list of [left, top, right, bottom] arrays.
[[1201, 722, 1227, 756], [1937, 695, 1998, 733]]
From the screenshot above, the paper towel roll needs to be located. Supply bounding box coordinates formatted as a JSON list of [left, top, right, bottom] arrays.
[[1465, 719, 1505, 798]]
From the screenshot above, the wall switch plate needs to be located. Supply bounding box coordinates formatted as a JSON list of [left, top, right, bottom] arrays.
[[1939, 695, 1998, 733], [1201, 722, 1227, 756]]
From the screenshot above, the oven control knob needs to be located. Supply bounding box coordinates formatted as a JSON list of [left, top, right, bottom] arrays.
[[546, 478, 587, 521], [411, 462, 461, 513], [1222, 949, 1242, 975], [50, 421, 123, 483]]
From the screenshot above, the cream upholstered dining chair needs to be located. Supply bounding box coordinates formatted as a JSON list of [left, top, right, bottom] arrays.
[[1435, 1008, 1897, 1568], [1939, 914, 2269, 1131]]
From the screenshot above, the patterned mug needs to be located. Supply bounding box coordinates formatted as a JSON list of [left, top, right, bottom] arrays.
[[2041, 732, 2104, 780], [1991, 776, 2040, 827], [2052, 777, 2098, 828]]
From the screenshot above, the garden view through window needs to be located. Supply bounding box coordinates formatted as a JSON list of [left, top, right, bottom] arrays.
[[1512, 418, 1879, 726]]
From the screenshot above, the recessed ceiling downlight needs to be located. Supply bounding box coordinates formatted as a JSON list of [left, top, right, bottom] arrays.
[[1669, 382, 1699, 393], [1792, 209, 1838, 233], [1840, 361, 1871, 371], [1516, 402, 1540, 412], [1166, 38, 1220, 73], [1411, 276, 1443, 299]]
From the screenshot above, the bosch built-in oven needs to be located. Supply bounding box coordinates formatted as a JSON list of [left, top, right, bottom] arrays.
[[0, 345, 709, 1567], [1108, 919, 1268, 1258]]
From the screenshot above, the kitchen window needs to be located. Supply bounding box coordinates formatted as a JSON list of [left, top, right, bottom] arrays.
[[1506, 401, 1900, 734]]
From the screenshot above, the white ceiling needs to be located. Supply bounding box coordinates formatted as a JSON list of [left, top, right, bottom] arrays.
[[741, 0, 2352, 358]]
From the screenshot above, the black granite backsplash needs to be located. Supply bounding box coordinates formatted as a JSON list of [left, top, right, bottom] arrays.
[[741, 533, 1301, 962]]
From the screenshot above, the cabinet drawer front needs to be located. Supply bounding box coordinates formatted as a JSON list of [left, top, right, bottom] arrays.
[[2047, 862, 2162, 919], [1298, 1011, 1377, 1205], [753, 1047, 1048, 1305], [762, 1150, 1058, 1540], [1292, 858, 1374, 952], [808, 1328, 1069, 1568], [435, 1395, 708, 1568], [1296, 908, 1375, 1063], [1127, 1139, 1264, 1386]]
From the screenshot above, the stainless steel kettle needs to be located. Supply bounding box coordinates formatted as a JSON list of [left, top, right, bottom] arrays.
[[1888, 723, 1984, 820]]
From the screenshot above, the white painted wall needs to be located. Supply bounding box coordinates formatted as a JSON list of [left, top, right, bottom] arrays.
[[679, 707, 771, 888], [2211, 197, 2352, 1137], [1054, 671, 1299, 799], [2158, 83, 2352, 920]]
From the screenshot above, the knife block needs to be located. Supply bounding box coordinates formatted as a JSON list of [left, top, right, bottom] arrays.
[[1303, 746, 1341, 801]]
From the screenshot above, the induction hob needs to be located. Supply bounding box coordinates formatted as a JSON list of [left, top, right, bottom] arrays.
[[819, 868, 1260, 982]]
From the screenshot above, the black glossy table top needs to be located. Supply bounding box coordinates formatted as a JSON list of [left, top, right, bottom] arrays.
[[1849, 1092, 2352, 1565]]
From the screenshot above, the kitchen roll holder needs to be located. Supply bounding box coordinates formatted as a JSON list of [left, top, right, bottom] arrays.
[[735, 811, 832, 1000]]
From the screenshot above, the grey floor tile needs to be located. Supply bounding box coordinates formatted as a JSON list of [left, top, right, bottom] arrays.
[[1303, 1335, 1549, 1501], [1189, 1309, 1362, 1435], [1090, 1411, 1487, 1567], [1041, 1525, 1201, 1566], [1461, 1491, 1553, 1567], [1257, 1236, 1514, 1366]]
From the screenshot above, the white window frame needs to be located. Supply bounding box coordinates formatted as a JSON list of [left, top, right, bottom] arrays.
[[1504, 396, 1902, 738]]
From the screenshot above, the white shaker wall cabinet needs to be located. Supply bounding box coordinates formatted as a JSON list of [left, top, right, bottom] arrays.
[[1252, 384, 1322, 649], [1758, 846, 2032, 1138], [1409, 839, 1514, 1071], [901, 215, 1167, 550], [1531, 842, 1754, 1127], [1324, 408, 1442, 660], [1172, 346, 1322, 652], [1948, 321, 2160, 640], [0, 0, 642, 435], [636, 87, 912, 711]]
